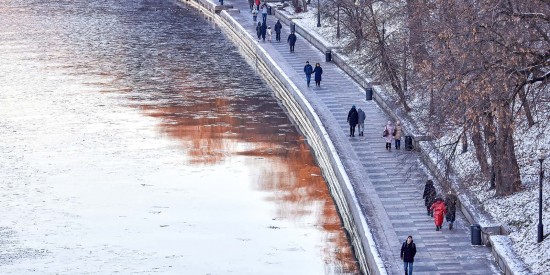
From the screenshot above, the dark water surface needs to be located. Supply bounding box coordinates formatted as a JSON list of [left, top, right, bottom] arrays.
[[0, 0, 358, 273]]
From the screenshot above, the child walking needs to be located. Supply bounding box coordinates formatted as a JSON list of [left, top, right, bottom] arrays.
[[267, 26, 272, 42]]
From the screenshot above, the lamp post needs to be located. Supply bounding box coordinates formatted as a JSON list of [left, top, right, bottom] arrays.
[[316, 0, 321, 27], [538, 150, 546, 243]]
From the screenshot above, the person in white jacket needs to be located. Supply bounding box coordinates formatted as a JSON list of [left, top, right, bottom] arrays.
[[267, 26, 272, 42]]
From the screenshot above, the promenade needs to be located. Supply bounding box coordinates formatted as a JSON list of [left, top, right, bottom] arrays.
[[211, 1, 501, 274]]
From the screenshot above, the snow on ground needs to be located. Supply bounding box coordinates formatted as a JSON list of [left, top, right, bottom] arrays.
[[283, 4, 550, 274]]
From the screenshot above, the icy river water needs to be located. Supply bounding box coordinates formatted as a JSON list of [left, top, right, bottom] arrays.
[[0, 0, 358, 273]]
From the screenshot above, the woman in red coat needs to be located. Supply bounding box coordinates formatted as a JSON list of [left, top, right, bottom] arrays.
[[430, 198, 447, 231]]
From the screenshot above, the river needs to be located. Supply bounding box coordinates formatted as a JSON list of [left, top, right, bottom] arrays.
[[0, 0, 358, 273]]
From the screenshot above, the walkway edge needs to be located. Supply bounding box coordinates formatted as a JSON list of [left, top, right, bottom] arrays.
[[181, 0, 388, 274], [270, 7, 532, 275]]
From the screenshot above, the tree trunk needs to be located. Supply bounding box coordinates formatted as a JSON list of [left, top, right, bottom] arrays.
[[518, 87, 535, 127], [493, 104, 522, 196], [471, 120, 489, 176]]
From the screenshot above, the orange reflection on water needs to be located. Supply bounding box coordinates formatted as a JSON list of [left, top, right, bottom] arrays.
[[137, 91, 359, 273]]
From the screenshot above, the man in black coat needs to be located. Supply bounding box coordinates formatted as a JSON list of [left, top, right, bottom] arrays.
[[256, 22, 262, 41], [303, 61, 313, 87], [287, 31, 297, 52], [347, 105, 359, 137], [260, 22, 267, 42], [423, 180, 437, 216], [274, 20, 282, 42], [445, 191, 458, 230], [400, 236, 417, 275]]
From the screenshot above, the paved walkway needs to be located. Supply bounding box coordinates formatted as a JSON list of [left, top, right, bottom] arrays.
[[217, 2, 501, 274]]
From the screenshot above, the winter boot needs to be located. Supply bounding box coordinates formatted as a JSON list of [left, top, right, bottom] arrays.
[[449, 222, 453, 230], [436, 226, 439, 231]]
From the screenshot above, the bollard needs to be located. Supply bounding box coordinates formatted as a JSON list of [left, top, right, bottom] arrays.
[[365, 87, 373, 101], [471, 224, 482, 245], [325, 50, 332, 62], [290, 22, 296, 33], [405, 136, 414, 151]]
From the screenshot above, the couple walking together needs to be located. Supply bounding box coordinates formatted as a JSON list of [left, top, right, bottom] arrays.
[[346, 105, 365, 137], [303, 61, 323, 87], [423, 180, 458, 231]]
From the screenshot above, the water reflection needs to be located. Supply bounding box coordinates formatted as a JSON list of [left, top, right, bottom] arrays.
[[0, 0, 358, 273]]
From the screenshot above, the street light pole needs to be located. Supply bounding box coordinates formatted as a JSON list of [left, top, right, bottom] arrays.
[[538, 150, 545, 243], [317, 0, 321, 27]]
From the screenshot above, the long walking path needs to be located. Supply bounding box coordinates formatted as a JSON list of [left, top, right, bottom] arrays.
[[217, 2, 501, 274]]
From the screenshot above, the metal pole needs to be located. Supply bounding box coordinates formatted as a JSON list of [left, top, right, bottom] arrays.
[[336, 4, 340, 38], [538, 158, 544, 243], [317, 0, 321, 27]]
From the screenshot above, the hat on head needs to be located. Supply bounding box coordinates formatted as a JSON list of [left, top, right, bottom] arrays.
[[352, 105, 356, 108]]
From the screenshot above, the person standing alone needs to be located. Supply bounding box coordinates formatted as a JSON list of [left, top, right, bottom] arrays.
[[303, 61, 313, 87], [287, 31, 297, 52], [400, 236, 416, 275], [274, 20, 282, 42], [347, 105, 359, 137], [357, 107, 366, 136]]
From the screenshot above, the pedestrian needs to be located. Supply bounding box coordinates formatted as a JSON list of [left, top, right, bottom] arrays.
[[357, 108, 366, 136], [252, 5, 258, 22], [255, 0, 260, 8], [312, 63, 322, 87], [219, 0, 223, 5], [248, 0, 254, 11], [267, 26, 272, 42], [394, 120, 402, 149], [347, 105, 359, 137], [400, 235, 416, 275], [303, 61, 313, 87], [274, 20, 282, 42], [422, 180, 436, 217], [287, 31, 297, 52], [260, 22, 267, 42], [430, 197, 447, 231], [445, 191, 458, 230], [383, 120, 394, 151], [256, 21, 262, 41], [261, 4, 268, 24]]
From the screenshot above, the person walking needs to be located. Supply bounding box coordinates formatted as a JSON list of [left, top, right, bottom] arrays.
[[303, 61, 313, 87], [255, 21, 262, 41], [248, 0, 254, 11], [430, 197, 447, 231], [267, 26, 272, 42], [287, 31, 297, 52], [423, 180, 436, 217], [383, 121, 394, 151], [252, 5, 258, 22], [445, 191, 458, 230], [312, 63, 323, 87], [260, 22, 267, 42], [347, 105, 359, 137], [255, 0, 260, 8], [274, 20, 282, 42], [394, 120, 402, 149], [261, 4, 268, 24], [357, 108, 366, 136], [400, 236, 417, 275]]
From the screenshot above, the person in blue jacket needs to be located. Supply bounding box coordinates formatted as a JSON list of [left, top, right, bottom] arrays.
[[312, 63, 323, 87], [303, 61, 313, 87]]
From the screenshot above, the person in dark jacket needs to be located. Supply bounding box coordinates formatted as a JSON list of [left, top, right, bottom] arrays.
[[357, 108, 366, 136], [347, 105, 359, 137], [260, 22, 267, 42], [287, 32, 297, 52], [303, 61, 313, 87], [256, 21, 262, 41], [312, 63, 323, 87], [400, 235, 416, 275], [274, 20, 282, 41], [422, 180, 436, 217], [445, 191, 458, 230]]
